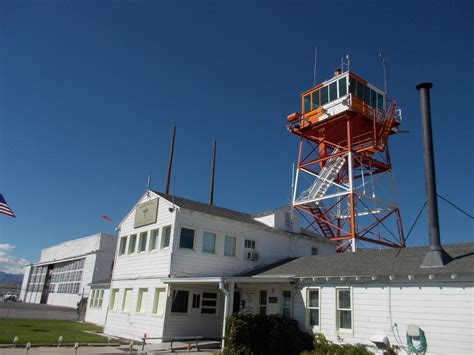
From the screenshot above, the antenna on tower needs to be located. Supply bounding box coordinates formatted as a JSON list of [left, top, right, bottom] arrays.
[[341, 54, 350, 73], [147, 170, 152, 190], [379, 52, 388, 95], [165, 125, 176, 194], [313, 45, 318, 87]]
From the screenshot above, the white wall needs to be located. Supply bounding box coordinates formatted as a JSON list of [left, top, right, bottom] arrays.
[[85, 288, 110, 326], [293, 280, 474, 355], [20, 265, 31, 301], [171, 209, 334, 277]]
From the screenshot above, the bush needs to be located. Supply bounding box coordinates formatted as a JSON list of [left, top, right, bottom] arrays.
[[224, 313, 313, 355], [300, 333, 373, 355]]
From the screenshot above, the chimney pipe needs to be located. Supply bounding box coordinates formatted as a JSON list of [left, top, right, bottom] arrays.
[[209, 140, 217, 205], [416, 83, 451, 267], [165, 125, 176, 194]]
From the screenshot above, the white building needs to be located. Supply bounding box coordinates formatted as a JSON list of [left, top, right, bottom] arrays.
[[99, 190, 336, 340], [20, 233, 117, 308]]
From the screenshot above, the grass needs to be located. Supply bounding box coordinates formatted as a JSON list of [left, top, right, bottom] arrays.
[[0, 319, 110, 345]]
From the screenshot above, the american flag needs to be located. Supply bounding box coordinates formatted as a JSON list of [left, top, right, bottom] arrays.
[[0, 194, 16, 218]]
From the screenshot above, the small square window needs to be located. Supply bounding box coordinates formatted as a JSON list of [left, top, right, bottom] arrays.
[[245, 239, 256, 249], [202, 232, 216, 253], [311, 247, 318, 255], [179, 228, 195, 249]]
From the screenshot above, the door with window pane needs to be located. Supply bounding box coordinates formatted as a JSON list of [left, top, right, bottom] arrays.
[[258, 290, 267, 315]]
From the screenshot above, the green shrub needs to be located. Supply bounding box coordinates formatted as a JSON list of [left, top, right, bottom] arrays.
[[300, 333, 373, 355], [224, 313, 313, 355]]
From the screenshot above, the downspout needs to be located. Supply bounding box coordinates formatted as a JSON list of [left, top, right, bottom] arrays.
[[219, 278, 229, 350]]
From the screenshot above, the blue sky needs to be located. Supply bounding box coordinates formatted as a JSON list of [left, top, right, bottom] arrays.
[[0, 0, 472, 273]]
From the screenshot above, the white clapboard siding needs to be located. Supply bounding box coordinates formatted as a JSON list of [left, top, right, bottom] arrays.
[[171, 209, 334, 277], [293, 281, 474, 355], [85, 288, 110, 326]]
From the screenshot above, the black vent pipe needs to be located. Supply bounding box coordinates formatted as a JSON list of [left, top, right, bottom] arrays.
[[416, 83, 451, 267]]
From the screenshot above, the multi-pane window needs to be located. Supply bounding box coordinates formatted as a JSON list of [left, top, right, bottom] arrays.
[[244, 239, 256, 249], [122, 288, 132, 312], [201, 292, 217, 315], [97, 289, 104, 308], [136, 288, 148, 313], [311, 247, 318, 255], [109, 289, 119, 311], [161, 225, 171, 249], [224, 235, 236, 257], [281, 290, 292, 317], [306, 288, 320, 328], [118, 237, 127, 256], [27, 265, 48, 292], [128, 235, 137, 254], [336, 288, 352, 331], [202, 232, 216, 253], [259, 290, 267, 315], [138, 232, 148, 252], [89, 290, 97, 308], [171, 290, 189, 313], [152, 288, 166, 316], [179, 228, 195, 249], [149, 229, 159, 251], [89, 289, 104, 309], [48, 259, 84, 295]]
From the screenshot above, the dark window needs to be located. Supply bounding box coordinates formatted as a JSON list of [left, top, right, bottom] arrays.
[[320, 86, 329, 105], [171, 290, 189, 313], [161, 225, 171, 248], [364, 86, 371, 104], [370, 89, 377, 108], [349, 77, 356, 96], [356, 81, 364, 100], [138, 232, 147, 252], [201, 292, 217, 314], [119, 237, 127, 256], [128, 235, 137, 254], [311, 90, 320, 110], [329, 82, 338, 102], [179, 228, 195, 249], [192, 294, 201, 308], [377, 93, 384, 110], [303, 95, 311, 113], [339, 77, 347, 97]]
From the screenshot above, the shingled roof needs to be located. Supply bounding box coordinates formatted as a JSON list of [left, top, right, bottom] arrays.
[[251, 242, 474, 279]]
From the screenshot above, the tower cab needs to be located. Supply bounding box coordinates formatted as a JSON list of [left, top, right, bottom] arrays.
[[287, 69, 391, 131]]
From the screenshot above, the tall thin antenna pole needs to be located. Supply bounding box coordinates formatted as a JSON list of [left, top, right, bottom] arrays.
[[165, 125, 176, 194], [147, 170, 151, 190], [379, 53, 388, 96], [209, 140, 217, 206], [313, 45, 318, 87]]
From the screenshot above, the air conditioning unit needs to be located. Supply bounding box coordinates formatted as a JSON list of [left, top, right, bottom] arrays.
[[246, 251, 259, 261]]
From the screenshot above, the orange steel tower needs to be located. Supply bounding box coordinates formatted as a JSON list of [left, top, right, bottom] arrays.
[[287, 66, 405, 252]]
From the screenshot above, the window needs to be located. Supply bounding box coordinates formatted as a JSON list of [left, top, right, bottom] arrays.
[[138, 232, 148, 252], [377, 93, 384, 110], [370, 88, 376, 108], [284, 211, 291, 225], [202, 232, 216, 253], [171, 290, 189, 313], [97, 289, 104, 309], [192, 294, 201, 308], [109, 289, 119, 311], [122, 288, 132, 312], [224, 235, 237, 257], [152, 288, 166, 316], [244, 239, 256, 249], [339, 77, 347, 97], [311, 90, 320, 110], [303, 94, 311, 113], [201, 292, 217, 314], [89, 290, 97, 308], [281, 290, 291, 317], [128, 235, 137, 254], [329, 81, 338, 101], [161, 225, 171, 249], [320, 86, 329, 105], [149, 229, 159, 251], [311, 247, 318, 255], [136, 288, 148, 313], [336, 288, 352, 331], [306, 288, 320, 328], [118, 237, 127, 256], [179, 228, 195, 249], [259, 290, 267, 315], [349, 77, 356, 96], [356, 81, 364, 100]]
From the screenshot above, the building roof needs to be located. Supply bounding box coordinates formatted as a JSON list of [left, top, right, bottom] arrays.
[[152, 190, 334, 245], [252, 242, 474, 279]]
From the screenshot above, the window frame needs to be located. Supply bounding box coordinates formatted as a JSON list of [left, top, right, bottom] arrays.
[[244, 239, 256, 250], [109, 288, 119, 311], [118, 236, 127, 256], [201, 292, 218, 316], [305, 287, 321, 331], [161, 225, 172, 249], [179, 227, 195, 250], [127, 234, 137, 255], [151, 287, 166, 317], [122, 288, 133, 313], [149, 228, 159, 251], [336, 287, 353, 333], [202, 231, 217, 254], [136, 288, 148, 314], [224, 235, 237, 257], [138, 232, 148, 253], [280, 289, 292, 317]]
